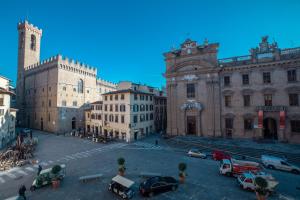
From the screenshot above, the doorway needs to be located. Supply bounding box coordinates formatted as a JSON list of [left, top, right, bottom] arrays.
[[263, 118, 278, 140], [134, 131, 138, 140], [72, 117, 76, 130], [186, 116, 196, 135], [40, 118, 44, 131]]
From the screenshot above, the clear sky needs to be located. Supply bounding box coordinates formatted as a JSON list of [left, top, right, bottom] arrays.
[[1, 0, 300, 88]]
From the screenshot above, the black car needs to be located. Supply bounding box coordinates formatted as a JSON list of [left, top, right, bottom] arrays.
[[139, 176, 178, 197]]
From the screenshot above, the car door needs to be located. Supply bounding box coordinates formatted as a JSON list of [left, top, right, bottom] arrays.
[[280, 161, 291, 171], [151, 182, 161, 194]]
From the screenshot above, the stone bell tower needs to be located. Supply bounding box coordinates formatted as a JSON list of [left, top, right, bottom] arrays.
[[16, 20, 42, 126]]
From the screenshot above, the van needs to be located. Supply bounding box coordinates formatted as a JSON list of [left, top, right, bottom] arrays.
[[108, 175, 135, 199], [261, 155, 300, 174]]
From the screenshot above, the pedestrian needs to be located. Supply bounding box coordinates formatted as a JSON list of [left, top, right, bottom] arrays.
[[18, 185, 27, 200], [37, 165, 42, 175], [30, 130, 32, 139], [155, 139, 158, 146]]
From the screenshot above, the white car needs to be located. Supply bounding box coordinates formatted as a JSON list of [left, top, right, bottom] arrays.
[[237, 171, 278, 192], [261, 155, 300, 174], [187, 149, 207, 159]]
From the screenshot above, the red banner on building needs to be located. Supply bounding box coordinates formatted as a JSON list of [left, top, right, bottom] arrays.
[[258, 110, 263, 128], [280, 111, 285, 129]]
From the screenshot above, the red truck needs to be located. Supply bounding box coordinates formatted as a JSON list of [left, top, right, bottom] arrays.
[[212, 150, 231, 161], [219, 159, 261, 177]]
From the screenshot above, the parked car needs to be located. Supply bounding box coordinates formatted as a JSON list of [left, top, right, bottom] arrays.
[[108, 175, 135, 199], [219, 159, 261, 177], [261, 155, 300, 174], [187, 149, 207, 159], [20, 128, 31, 137], [212, 150, 231, 161], [237, 171, 278, 192], [139, 176, 178, 197]]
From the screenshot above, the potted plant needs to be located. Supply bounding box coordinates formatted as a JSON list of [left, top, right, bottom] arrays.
[[254, 176, 269, 200], [51, 165, 61, 188], [178, 162, 187, 184], [117, 157, 126, 176]]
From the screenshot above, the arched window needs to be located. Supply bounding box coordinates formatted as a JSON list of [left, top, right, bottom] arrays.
[[78, 79, 84, 93], [31, 34, 36, 51]]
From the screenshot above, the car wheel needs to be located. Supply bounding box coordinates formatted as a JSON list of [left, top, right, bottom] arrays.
[[30, 186, 36, 192], [268, 165, 275, 170], [225, 172, 232, 177], [149, 192, 154, 197], [171, 185, 177, 191], [292, 169, 300, 174]]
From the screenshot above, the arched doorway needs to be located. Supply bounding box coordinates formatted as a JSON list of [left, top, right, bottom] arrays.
[[72, 117, 76, 130], [40, 118, 44, 131], [263, 118, 277, 140]]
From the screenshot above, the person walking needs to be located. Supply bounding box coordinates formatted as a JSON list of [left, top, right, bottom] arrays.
[[155, 139, 158, 146], [37, 165, 42, 175], [18, 185, 27, 200]]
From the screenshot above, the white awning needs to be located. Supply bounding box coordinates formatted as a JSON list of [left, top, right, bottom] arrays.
[[112, 175, 134, 188]]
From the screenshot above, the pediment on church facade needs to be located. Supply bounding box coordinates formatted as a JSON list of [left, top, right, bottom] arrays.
[[174, 60, 216, 72]]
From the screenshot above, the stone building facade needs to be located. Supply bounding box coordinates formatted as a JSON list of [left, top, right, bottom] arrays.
[[164, 37, 300, 143], [0, 75, 17, 149], [16, 21, 116, 133], [85, 81, 166, 142]]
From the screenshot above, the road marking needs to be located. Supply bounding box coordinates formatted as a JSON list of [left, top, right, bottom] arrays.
[[66, 155, 76, 160], [0, 177, 5, 183], [40, 162, 49, 166], [16, 169, 28, 175], [25, 167, 35, 172], [5, 173, 17, 179]]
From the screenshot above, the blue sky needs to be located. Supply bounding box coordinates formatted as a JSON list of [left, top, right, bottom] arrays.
[[1, 0, 300, 88]]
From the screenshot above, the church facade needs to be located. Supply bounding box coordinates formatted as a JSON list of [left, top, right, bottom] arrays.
[[164, 37, 300, 143], [16, 21, 117, 133]]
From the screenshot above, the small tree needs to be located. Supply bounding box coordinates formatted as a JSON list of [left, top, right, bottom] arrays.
[[178, 162, 187, 183], [117, 157, 126, 176], [51, 165, 61, 174], [254, 177, 269, 200]]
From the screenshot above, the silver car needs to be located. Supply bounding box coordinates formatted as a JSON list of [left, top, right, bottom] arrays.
[[187, 149, 207, 159]]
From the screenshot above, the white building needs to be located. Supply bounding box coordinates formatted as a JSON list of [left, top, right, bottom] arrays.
[[0, 75, 17, 149]]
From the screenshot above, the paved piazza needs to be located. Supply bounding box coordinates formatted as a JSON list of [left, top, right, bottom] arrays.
[[0, 131, 300, 200]]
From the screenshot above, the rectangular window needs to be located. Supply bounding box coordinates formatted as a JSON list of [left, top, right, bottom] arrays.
[[121, 115, 125, 123], [49, 100, 52, 107], [0, 98, 3, 106], [48, 113, 51, 122], [186, 83, 195, 98], [115, 95, 118, 100], [104, 114, 108, 121], [224, 96, 231, 107], [263, 72, 271, 84], [110, 104, 113, 111], [115, 115, 118, 123], [62, 100, 66, 106], [291, 120, 300, 133], [133, 115, 138, 123], [104, 104, 107, 111], [150, 96, 153, 101], [287, 69, 297, 82], [105, 96, 107, 101], [242, 74, 249, 85], [289, 94, 299, 106], [146, 113, 149, 121], [73, 101, 77, 107], [224, 76, 230, 86], [146, 96, 148, 101], [115, 104, 119, 112], [134, 94, 138, 100], [98, 114, 101, 120], [63, 86, 66, 91], [110, 95, 113, 101], [121, 94, 125, 100], [244, 119, 253, 130], [243, 95, 250, 107], [264, 94, 272, 106], [0, 109, 4, 116]]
